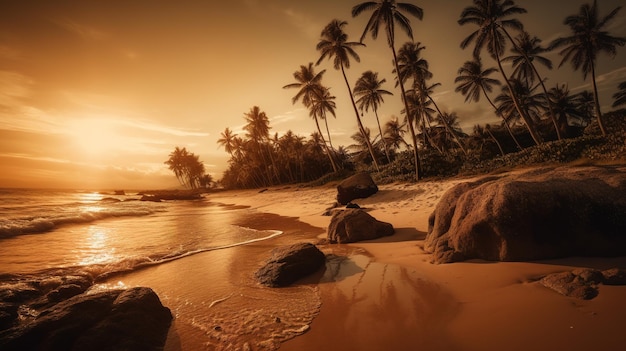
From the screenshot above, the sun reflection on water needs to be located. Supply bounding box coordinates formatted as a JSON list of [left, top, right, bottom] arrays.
[[77, 225, 117, 266]]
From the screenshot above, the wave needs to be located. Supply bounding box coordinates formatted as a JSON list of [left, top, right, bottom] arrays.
[[91, 229, 283, 280], [0, 207, 159, 238], [0, 229, 283, 283]]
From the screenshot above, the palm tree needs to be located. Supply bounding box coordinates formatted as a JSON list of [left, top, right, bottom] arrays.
[[164, 146, 188, 186], [349, 127, 379, 164], [455, 58, 522, 150], [283, 63, 326, 107], [309, 86, 340, 172], [284, 63, 338, 172], [395, 41, 433, 151], [396, 42, 468, 155], [354, 70, 394, 163], [458, 0, 543, 145], [384, 116, 410, 151], [547, 84, 590, 136], [352, 0, 424, 180], [549, 0, 626, 135], [495, 79, 544, 130], [614, 82, 626, 108], [243, 106, 277, 185], [504, 31, 561, 139], [217, 127, 237, 156], [310, 86, 338, 150], [423, 83, 469, 155], [316, 19, 380, 171]]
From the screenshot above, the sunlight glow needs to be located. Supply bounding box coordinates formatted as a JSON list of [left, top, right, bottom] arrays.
[[68, 118, 121, 156]]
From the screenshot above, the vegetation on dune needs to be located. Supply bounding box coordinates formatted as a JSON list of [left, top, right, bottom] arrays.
[[162, 0, 625, 190]]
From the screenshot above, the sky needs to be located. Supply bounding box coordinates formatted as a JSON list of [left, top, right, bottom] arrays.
[[1, 0, 625, 189]]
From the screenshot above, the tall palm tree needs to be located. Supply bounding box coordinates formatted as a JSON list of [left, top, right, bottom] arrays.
[[614, 82, 626, 108], [354, 70, 394, 163], [316, 19, 380, 171], [164, 146, 188, 186], [217, 127, 237, 156], [549, 0, 626, 135], [455, 58, 522, 150], [352, 0, 424, 179], [309, 86, 339, 172], [395, 41, 433, 151], [243, 106, 277, 185], [396, 42, 468, 155], [458, 0, 543, 145], [504, 31, 561, 139], [284, 63, 338, 172], [310, 86, 338, 151]]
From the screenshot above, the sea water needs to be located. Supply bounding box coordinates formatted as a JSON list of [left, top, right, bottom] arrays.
[[0, 188, 322, 350]]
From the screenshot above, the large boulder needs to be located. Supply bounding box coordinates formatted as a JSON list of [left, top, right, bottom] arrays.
[[327, 209, 394, 244], [425, 165, 626, 263], [0, 287, 172, 351], [336, 172, 378, 205], [255, 243, 326, 287]]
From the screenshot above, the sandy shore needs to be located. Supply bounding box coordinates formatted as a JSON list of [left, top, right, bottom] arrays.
[[209, 173, 626, 351]]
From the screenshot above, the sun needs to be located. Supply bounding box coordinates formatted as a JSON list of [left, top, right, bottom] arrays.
[[69, 118, 120, 157]]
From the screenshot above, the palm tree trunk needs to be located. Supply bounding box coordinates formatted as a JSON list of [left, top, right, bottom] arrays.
[[314, 116, 339, 172], [590, 62, 607, 135], [493, 46, 542, 146], [426, 94, 468, 155], [340, 64, 380, 171], [503, 29, 562, 140], [392, 44, 421, 180], [483, 89, 523, 150], [374, 109, 391, 163], [485, 126, 505, 156]]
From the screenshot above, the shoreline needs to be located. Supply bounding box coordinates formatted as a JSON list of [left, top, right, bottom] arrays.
[[209, 171, 626, 350]]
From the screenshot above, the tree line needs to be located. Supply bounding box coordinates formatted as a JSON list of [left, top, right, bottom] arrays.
[[171, 0, 626, 189]]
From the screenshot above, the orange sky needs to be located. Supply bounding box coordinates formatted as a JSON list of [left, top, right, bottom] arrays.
[[1, 0, 625, 189]]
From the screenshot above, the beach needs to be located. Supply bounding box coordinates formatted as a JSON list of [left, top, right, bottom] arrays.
[[208, 173, 626, 351]]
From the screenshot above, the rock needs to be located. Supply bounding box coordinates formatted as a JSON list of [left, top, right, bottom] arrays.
[[0, 303, 18, 330], [540, 268, 626, 299], [45, 284, 86, 303], [336, 172, 378, 205], [0, 287, 172, 351], [114, 190, 125, 195], [425, 165, 626, 263], [255, 243, 326, 287], [140, 195, 162, 202], [602, 268, 626, 285], [345, 202, 360, 209], [540, 270, 600, 300], [327, 209, 394, 244]]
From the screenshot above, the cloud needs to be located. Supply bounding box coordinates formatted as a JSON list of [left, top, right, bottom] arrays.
[[0, 45, 20, 60], [51, 17, 108, 41], [282, 8, 322, 39]]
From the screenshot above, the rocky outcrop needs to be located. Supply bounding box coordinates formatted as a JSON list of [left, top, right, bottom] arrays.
[[327, 209, 394, 244], [0, 287, 172, 351], [425, 165, 626, 263], [255, 243, 326, 287], [336, 172, 378, 205], [540, 268, 626, 299]]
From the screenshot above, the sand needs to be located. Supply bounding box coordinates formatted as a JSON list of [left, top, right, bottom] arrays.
[[209, 173, 626, 351]]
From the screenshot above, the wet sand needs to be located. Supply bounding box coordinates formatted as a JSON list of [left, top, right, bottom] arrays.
[[209, 175, 626, 350]]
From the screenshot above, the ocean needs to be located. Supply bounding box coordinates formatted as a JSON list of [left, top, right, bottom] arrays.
[[0, 188, 324, 350]]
